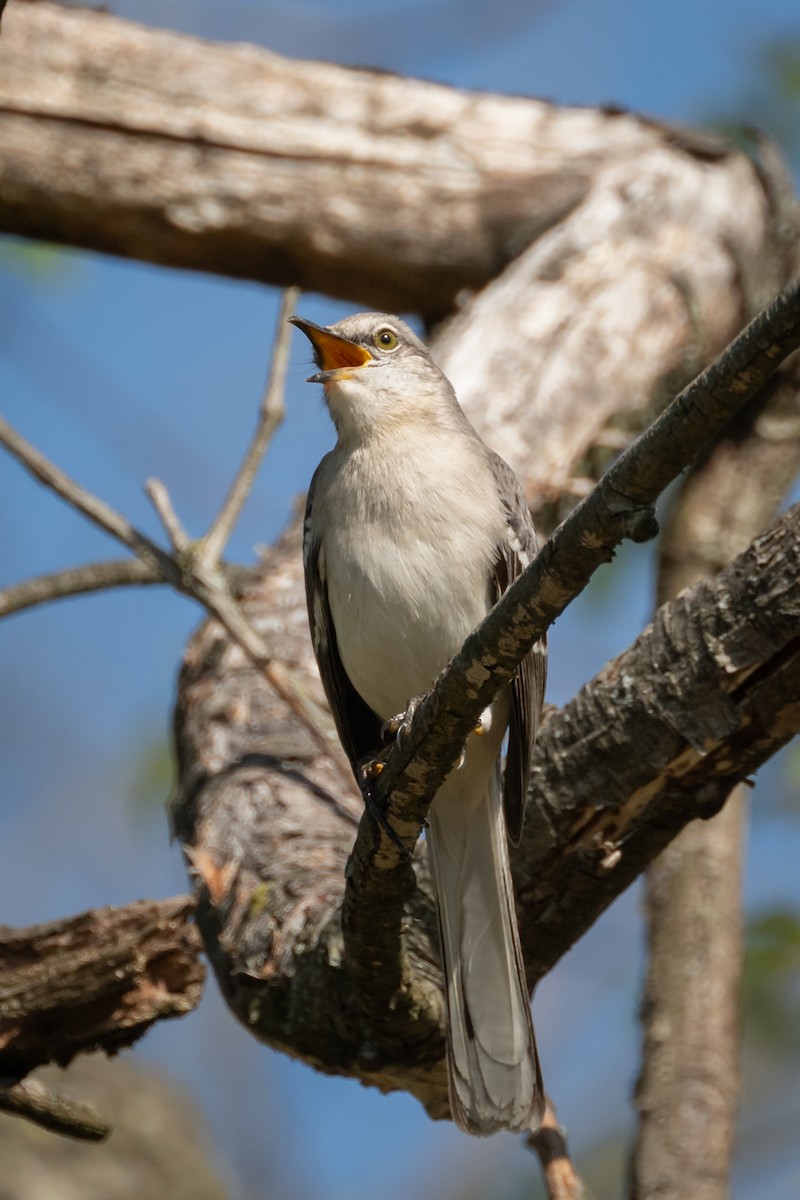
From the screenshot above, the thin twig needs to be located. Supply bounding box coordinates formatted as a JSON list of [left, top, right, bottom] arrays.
[[527, 1101, 587, 1200], [0, 1079, 110, 1141], [145, 477, 191, 552], [200, 287, 299, 571], [0, 330, 353, 789], [0, 559, 161, 618], [0, 415, 178, 579]]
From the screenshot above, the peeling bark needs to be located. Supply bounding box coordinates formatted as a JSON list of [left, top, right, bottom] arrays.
[[171, 505, 800, 1116], [0, 897, 204, 1080], [0, 3, 795, 524], [629, 361, 800, 1200], [0, 3, 762, 320]]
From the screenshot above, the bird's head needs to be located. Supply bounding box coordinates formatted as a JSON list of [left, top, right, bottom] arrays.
[[290, 312, 458, 442]]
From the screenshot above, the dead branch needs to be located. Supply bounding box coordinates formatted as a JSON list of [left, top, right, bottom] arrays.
[[0, 294, 352, 788], [172, 501, 800, 1116], [527, 1101, 588, 1200], [0, 559, 161, 619], [0, 3, 781, 324], [0, 896, 202, 1080], [0, 1078, 110, 1142], [628, 358, 800, 1200]]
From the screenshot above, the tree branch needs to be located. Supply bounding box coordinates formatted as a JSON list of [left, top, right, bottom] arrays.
[[0, 416, 176, 578], [0, 3, 777, 320], [3, 1, 793, 531], [0, 1078, 110, 1142], [0, 558, 161, 619], [628, 358, 800, 1199], [514, 504, 800, 981], [0, 298, 353, 789], [172, 501, 800, 1115], [527, 1102, 588, 1200], [0, 897, 203, 1081], [340, 274, 800, 994], [199, 286, 298, 571]]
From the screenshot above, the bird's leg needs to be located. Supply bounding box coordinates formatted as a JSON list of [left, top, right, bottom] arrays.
[[380, 695, 423, 750], [382, 696, 489, 774], [356, 755, 414, 858], [380, 697, 436, 812]]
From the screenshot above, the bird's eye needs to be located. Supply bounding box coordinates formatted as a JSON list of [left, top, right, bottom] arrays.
[[375, 328, 399, 351]]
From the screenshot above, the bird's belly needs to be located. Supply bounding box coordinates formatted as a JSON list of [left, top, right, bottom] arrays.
[[326, 530, 490, 721]]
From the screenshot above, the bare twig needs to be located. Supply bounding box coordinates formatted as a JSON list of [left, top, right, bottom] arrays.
[[527, 1101, 587, 1200], [0, 1079, 110, 1142], [0, 298, 353, 788], [200, 287, 299, 571], [145, 477, 191, 553], [0, 559, 161, 618], [0, 415, 175, 578]]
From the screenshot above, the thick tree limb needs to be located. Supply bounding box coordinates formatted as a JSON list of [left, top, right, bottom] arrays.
[[0, 3, 779, 323], [172, 501, 800, 1116], [628, 358, 800, 1200], [1, 3, 794, 526], [0, 897, 203, 1081]]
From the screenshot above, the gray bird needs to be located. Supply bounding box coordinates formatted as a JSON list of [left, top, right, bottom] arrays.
[[291, 311, 546, 1135]]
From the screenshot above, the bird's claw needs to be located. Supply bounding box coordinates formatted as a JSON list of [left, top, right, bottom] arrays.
[[357, 755, 413, 859], [381, 696, 423, 751]]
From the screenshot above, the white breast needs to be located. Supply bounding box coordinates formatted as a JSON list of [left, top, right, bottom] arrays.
[[317, 430, 502, 721]]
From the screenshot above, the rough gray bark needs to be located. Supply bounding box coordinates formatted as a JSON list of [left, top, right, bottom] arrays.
[[0, 3, 794, 522], [0, 897, 203, 1080], [0, 6, 782, 332], [171, 503, 800, 1118], [629, 358, 800, 1200], [2, 0, 800, 1143]]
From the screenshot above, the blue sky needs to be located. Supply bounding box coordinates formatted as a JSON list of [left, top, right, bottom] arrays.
[[1, 1, 799, 1197]]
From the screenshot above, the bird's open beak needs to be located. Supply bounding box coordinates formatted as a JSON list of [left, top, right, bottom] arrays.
[[289, 316, 373, 382]]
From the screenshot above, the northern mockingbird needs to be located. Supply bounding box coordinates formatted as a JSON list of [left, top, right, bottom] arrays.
[[291, 311, 546, 1135]]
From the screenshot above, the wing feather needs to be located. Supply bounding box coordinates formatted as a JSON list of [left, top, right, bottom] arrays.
[[304, 471, 382, 775], [488, 455, 547, 845]]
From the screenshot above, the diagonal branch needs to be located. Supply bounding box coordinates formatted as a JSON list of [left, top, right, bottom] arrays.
[[173, 500, 800, 1115], [0, 1078, 111, 1142], [199, 286, 299, 570], [341, 273, 800, 987], [0, 292, 353, 788], [0, 416, 177, 578], [628, 355, 800, 1200], [514, 503, 800, 982]]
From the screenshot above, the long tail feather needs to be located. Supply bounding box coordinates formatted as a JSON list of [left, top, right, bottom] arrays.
[[427, 770, 544, 1135]]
